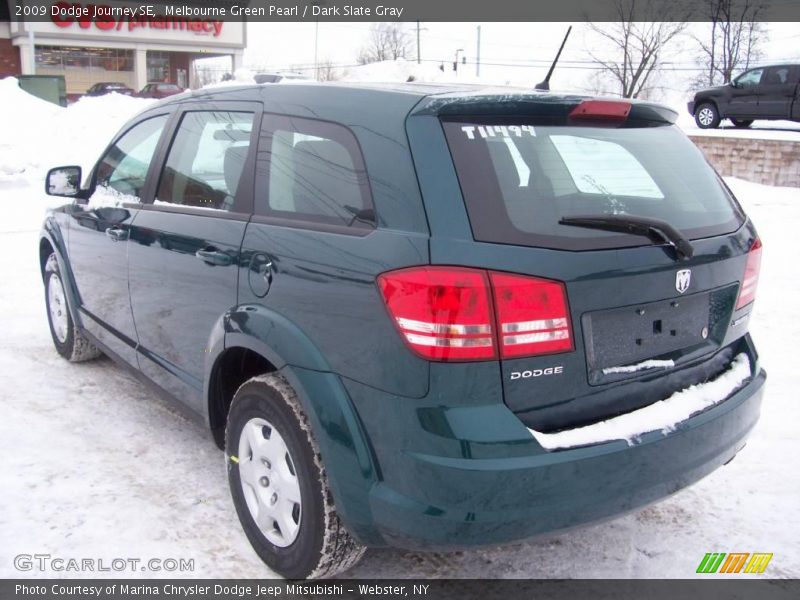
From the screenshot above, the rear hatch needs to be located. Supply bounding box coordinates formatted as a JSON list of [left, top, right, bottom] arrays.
[[411, 94, 761, 432]]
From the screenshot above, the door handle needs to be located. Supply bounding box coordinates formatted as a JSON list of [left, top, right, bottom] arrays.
[[256, 259, 273, 279], [248, 253, 273, 298], [105, 227, 128, 241], [196, 247, 232, 266]]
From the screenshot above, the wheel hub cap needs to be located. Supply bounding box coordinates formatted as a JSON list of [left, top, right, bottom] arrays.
[[699, 108, 714, 125], [237, 417, 302, 547], [48, 273, 69, 343]]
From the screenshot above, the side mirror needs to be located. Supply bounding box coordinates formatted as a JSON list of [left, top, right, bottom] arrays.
[[46, 166, 82, 197]]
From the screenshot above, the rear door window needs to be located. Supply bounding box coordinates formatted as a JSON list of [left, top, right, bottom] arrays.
[[255, 115, 374, 231], [763, 66, 790, 85], [442, 120, 744, 251]]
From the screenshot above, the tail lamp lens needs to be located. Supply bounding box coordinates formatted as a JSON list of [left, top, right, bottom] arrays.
[[378, 267, 573, 362], [377, 267, 496, 361], [490, 272, 574, 357], [736, 238, 762, 310]]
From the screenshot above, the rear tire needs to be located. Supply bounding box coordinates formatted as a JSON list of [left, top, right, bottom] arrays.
[[225, 374, 365, 579], [731, 119, 753, 128], [44, 253, 101, 363], [695, 103, 721, 129]]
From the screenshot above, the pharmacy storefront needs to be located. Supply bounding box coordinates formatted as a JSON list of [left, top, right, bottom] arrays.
[[6, 3, 245, 94]]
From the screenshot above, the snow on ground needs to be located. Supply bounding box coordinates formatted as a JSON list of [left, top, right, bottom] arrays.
[[0, 80, 799, 580], [680, 119, 800, 141]]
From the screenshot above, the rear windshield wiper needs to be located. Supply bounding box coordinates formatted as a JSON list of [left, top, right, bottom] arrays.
[[559, 215, 694, 260]]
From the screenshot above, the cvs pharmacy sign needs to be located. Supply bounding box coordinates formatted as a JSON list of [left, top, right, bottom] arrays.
[[49, 2, 225, 37]]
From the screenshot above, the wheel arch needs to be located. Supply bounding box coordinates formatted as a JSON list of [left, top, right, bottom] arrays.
[[39, 222, 83, 328], [204, 316, 382, 543], [204, 304, 330, 445], [697, 97, 721, 115]]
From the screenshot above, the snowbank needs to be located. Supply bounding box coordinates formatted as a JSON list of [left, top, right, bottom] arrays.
[[341, 58, 448, 83], [0, 77, 155, 183], [201, 67, 256, 89], [682, 122, 800, 141]]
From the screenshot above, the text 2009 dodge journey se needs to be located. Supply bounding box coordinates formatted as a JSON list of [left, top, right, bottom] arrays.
[[40, 83, 766, 578]]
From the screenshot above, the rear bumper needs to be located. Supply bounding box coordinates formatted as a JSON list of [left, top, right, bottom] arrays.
[[361, 366, 765, 550], [688, 100, 696, 115]]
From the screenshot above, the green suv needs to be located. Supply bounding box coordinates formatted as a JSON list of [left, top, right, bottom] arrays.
[[40, 83, 766, 578]]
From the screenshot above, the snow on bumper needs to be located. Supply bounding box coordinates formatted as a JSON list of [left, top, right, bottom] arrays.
[[529, 353, 752, 450]]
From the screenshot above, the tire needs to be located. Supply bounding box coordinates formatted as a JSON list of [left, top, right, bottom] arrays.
[[44, 253, 101, 363], [225, 374, 365, 579], [731, 119, 753, 128], [694, 103, 721, 129]]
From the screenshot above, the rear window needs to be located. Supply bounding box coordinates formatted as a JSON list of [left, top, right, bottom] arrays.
[[442, 119, 744, 251]]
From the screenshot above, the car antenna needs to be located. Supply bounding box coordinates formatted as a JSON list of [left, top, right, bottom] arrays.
[[535, 26, 572, 91]]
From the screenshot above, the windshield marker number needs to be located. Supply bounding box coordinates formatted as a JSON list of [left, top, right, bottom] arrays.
[[462, 125, 536, 140]]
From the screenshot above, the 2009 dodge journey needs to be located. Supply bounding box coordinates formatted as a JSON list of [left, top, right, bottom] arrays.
[[39, 82, 766, 578]]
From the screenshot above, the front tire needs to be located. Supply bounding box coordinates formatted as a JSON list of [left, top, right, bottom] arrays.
[[731, 118, 753, 128], [695, 103, 721, 129], [44, 253, 101, 362], [225, 374, 365, 579]]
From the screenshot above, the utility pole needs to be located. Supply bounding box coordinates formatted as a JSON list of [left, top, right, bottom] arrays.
[[312, 1, 326, 80], [476, 25, 481, 77], [416, 21, 421, 64], [314, 21, 319, 79]]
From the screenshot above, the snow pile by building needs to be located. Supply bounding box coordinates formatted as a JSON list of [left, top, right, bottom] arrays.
[[201, 67, 256, 89], [0, 77, 63, 181], [0, 77, 154, 183]]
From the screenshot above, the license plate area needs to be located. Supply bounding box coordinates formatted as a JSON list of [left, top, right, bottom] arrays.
[[583, 292, 713, 384]]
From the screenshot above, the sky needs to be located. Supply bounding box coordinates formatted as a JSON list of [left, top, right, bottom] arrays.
[[227, 21, 800, 101]]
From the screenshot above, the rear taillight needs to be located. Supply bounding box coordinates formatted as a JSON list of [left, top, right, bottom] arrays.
[[377, 267, 573, 362], [490, 272, 574, 358], [377, 267, 496, 361], [736, 238, 762, 310]]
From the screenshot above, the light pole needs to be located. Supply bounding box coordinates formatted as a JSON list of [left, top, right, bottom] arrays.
[[476, 26, 481, 77], [312, 1, 326, 80], [314, 20, 319, 79], [415, 22, 428, 65]]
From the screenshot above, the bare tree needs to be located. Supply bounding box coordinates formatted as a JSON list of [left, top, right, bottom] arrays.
[[357, 23, 414, 65], [694, 0, 765, 87], [588, 0, 690, 98], [316, 58, 340, 81]]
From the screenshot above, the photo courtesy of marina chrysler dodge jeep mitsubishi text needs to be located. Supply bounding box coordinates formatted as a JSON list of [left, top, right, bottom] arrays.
[[39, 82, 766, 578]]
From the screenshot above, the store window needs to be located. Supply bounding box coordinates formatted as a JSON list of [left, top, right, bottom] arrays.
[[35, 46, 134, 72], [35, 46, 135, 93], [147, 51, 171, 83]]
